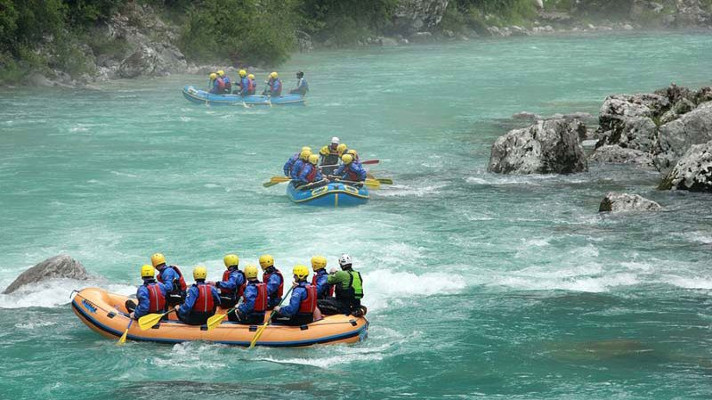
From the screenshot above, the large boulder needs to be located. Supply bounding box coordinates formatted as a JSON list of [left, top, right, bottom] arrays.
[[3, 255, 88, 294], [589, 145, 655, 168], [595, 93, 669, 152], [653, 101, 712, 172], [659, 140, 712, 191], [488, 119, 588, 174], [599, 192, 662, 212], [393, 0, 449, 35]]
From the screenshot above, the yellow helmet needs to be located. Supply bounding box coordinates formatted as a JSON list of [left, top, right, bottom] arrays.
[[342, 154, 354, 164], [239, 69, 247, 77], [269, 71, 278, 79], [259, 254, 274, 269], [293, 265, 309, 280], [209, 73, 217, 80], [193, 265, 208, 280], [300, 150, 311, 160], [217, 70, 225, 76], [244, 264, 258, 279], [337, 143, 348, 155], [311, 255, 327, 271], [224, 254, 239, 268], [140, 264, 155, 278], [308, 154, 319, 165], [151, 253, 165, 267], [248, 73, 255, 79], [301, 146, 312, 153], [347, 149, 358, 157], [319, 145, 330, 156]]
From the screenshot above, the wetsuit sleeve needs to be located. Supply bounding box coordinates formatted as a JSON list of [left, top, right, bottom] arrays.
[[279, 287, 305, 317], [218, 271, 238, 291], [161, 269, 176, 293], [356, 164, 367, 181], [179, 286, 197, 318], [317, 274, 328, 296], [211, 286, 221, 305], [134, 286, 150, 319], [267, 274, 282, 296], [333, 164, 346, 177], [298, 164, 311, 183], [315, 169, 324, 181], [238, 285, 256, 314], [283, 159, 293, 176], [327, 271, 348, 285], [290, 160, 302, 179]]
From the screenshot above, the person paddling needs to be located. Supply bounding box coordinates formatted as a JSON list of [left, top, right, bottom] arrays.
[[214, 254, 246, 308], [175, 266, 221, 325], [273, 265, 317, 326], [230, 265, 268, 324], [126, 265, 167, 320], [259, 254, 284, 310], [318, 254, 366, 316], [152, 253, 187, 306]]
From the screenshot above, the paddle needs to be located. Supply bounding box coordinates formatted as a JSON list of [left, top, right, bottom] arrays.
[[138, 308, 176, 331], [206, 299, 243, 331], [117, 318, 133, 346], [262, 176, 291, 188], [248, 286, 294, 349], [320, 159, 379, 169]]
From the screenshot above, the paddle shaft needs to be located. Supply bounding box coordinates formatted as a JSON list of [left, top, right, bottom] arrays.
[[248, 286, 295, 348], [117, 318, 133, 345]]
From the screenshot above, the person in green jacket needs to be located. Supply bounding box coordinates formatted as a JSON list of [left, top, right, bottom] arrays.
[[317, 254, 366, 317]]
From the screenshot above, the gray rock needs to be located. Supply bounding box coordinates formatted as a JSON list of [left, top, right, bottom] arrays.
[[488, 118, 588, 174], [596, 117, 658, 152], [3, 255, 88, 294], [589, 145, 655, 168], [599, 93, 669, 133], [410, 31, 433, 42], [599, 192, 662, 212], [659, 140, 712, 191], [654, 101, 712, 172], [394, 0, 449, 35], [377, 36, 399, 46]]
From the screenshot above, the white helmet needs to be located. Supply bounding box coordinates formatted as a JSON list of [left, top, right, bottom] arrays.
[[331, 136, 340, 144], [338, 254, 352, 267]]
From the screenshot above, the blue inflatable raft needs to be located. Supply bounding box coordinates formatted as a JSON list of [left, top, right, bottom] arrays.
[[182, 85, 305, 106], [287, 181, 369, 207]]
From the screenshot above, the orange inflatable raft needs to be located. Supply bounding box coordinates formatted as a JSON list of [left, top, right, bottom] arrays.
[[71, 287, 369, 347]]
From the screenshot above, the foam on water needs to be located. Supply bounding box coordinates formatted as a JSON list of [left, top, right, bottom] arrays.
[[0, 278, 134, 309], [364, 270, 466, 311]]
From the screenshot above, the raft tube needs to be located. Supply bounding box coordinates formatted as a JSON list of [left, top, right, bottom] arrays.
[[71, 287, 368, 347], [286, 181, 369, 207], [181, 85, 305, 106]]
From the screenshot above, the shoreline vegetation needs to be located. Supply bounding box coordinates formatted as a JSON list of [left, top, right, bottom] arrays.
[[1, 0, 711, 87]]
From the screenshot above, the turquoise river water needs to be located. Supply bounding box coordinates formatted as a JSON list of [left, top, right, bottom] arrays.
[[1, 32, 712, 399]]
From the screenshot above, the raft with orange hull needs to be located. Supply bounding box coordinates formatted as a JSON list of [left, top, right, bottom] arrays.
[[71, 287, 368, 347]]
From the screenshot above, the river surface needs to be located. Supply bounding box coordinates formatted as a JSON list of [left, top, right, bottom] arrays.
[[1, 32, 712, 399]]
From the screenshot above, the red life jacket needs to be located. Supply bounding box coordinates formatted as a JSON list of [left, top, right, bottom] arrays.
[[249, 282, 268, 313], [263, 269, 284, 298], [248, 79, 255, 92], [306, 164, 318, 182], [146, 282, 166, 313], [297, 284, 317, 314], [345, 165, 359, 181], [194, 284, 215, 313], [216, 77, 225, 91], [157, 265, 187, 292], [221, 269, 246, 297], [311, 272, 334, 297]]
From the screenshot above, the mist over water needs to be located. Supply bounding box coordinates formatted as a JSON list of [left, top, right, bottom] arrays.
[[2, 32, 712, 399]]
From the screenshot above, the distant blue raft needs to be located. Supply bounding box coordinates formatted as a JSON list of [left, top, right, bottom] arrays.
[[181, 85, 305, 106], [287, 181, 369, 207]]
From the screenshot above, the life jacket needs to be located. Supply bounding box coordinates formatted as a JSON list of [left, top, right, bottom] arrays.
[[157, 265, 187, 293], [335, 269, 363, 301], [145, 282, 166, 313], [297, 284, 317, 315], [343, 164, 362, 181], [271, 79, 282, 96], [220, 268, 246, 298], [216, 77, 225, 91], [248, 79, 256, 93], [263, 269, 284, 298], [305, 164, 318, 182], [223, 77, 232, 92], [311, 270, 334, 297], [247, 282, 268, 313], [193, 283, 216, 313]]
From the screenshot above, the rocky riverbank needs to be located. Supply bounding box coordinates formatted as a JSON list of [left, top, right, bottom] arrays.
[[17, 0, 712, 88]]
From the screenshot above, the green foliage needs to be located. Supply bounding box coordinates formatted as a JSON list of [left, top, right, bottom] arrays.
[[180, 0, 297, 67], [297, 0, 398, 45], [443, 0, 537, 31], [64, 0, 124, 26]]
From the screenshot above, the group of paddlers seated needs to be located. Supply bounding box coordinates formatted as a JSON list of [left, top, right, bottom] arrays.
[[283, 136, 368, 189], [126, 252, 365, 327]]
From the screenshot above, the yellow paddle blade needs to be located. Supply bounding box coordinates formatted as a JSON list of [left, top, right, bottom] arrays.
[[262, 176, 291, 188], [377, 178, 393, 184], [117, 329, 128, 345], [365, 179, 380, 189], [248, 323, 269, 348], [138, 312, 165, 331], [206, 313, 227, 331]]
